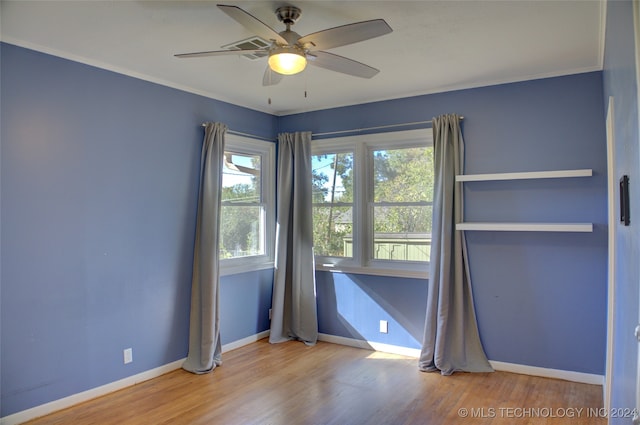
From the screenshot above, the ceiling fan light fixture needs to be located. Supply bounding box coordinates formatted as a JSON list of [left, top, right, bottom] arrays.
[[268, 46, 307, 75]]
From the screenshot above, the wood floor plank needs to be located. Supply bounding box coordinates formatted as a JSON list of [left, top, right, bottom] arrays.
[[23, 339, 605, 425]]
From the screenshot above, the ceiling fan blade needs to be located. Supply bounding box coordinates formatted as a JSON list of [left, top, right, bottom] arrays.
[[263, 66, 283, 86], [217, 4, 288, 45], [175, 49, 266, 58], [298, 19, 392, 51], [307, 51, 379, 79]]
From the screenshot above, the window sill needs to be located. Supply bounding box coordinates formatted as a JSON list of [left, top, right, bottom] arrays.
[[315, 263, 428, 279], [220, 260, 274, 277]]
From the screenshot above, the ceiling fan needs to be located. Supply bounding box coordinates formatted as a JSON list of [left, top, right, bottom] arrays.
[[175, 4, 393, 86]]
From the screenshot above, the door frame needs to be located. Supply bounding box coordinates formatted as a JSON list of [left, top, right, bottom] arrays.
[[604, 95, 616, 415]]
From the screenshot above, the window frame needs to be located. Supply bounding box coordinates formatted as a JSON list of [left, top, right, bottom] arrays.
[[311, 128, 433, 279], [219, 134, 275, 276]]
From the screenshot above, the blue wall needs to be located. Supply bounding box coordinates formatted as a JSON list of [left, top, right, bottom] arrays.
[[602, 0, 640, 420], [0, 43, 276, 416], [281, 71, 608, 375], [317, 272, 427, 349]]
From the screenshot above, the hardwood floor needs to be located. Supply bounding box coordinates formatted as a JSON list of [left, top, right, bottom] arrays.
[[24, 339, 605, 425]]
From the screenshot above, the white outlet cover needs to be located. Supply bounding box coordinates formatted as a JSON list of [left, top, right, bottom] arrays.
[[123, 348, 133, 364], [379, 320, 388, 334]]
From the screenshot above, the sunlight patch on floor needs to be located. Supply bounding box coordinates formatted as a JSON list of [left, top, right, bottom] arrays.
[[364, 351, 413, 360]]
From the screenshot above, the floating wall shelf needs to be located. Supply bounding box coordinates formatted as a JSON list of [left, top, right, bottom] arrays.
[[456, 168, 594, 232], [455, 169, 592, 182], [456, 222, 593, 232]]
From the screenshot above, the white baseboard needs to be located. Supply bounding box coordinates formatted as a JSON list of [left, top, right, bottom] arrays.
[[318, 333, 422, 358], [1, 331, 271, 425], [318, 333, 604, 386], [222, 330, 270, 353], [489, 360, 604, 386]]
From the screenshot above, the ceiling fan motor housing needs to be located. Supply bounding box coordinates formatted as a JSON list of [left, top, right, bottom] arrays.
[[276, 6, 302, 26]]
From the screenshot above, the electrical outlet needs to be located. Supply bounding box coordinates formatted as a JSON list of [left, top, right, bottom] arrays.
[[269, 308, 272, 320], [379, 320, 388, 334], [123, 348, 133, 364]]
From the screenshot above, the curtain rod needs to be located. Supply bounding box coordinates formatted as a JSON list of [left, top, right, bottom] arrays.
[[312, 116, 464, 138], [202, 116, 464, 141], [201, 123, 275, 142]]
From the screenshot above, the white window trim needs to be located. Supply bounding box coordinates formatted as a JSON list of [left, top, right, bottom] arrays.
[[311, 128, 433, 279], [220, 134, 275, 277]]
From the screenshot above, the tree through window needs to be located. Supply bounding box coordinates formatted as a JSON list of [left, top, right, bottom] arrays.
[[312, 152, 354, 258], [371, 146, 432, 261]]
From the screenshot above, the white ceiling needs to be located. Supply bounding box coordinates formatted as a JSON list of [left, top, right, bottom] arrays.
[[0, 0, 605, 116]]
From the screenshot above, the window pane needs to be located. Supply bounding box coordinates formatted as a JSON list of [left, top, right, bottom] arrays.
[[312, 206, 353, 258], [312, 153, 353, 203], [312, 152, 354, 258], [220, 205, 263, 259], [373, 206, 431, 261], [221, 151, 263, 260], [372, 147, 432, 203], [222, 152, 261, 203]]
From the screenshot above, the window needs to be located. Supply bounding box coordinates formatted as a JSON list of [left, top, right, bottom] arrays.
[[311, 129, 433, 278], [220, 134, 275, 275]]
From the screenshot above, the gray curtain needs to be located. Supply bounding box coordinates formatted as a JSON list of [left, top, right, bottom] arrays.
[[419, 114, 493, 375], [183, 122, 226, 374], [269, 131, 318, 345]]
